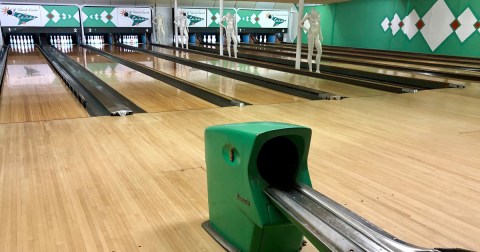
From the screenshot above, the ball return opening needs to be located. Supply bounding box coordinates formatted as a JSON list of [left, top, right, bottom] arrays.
[[203, 122, 471, 252]]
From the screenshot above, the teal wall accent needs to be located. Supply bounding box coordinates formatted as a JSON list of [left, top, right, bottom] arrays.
[[308, 0, 480, 58], [42, 5, 80, 27]]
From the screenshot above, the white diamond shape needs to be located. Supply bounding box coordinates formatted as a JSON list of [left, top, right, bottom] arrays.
[[251, 13, 256, 24], [381, 17, 390, 31], [214, 13, 220, 24], [75, 11, 80, 22], [402, 10, 420, 40], [390, 14, 401, 35], [62, 13, 66, 20], [456, 8, 477, 43], [101, 10, 108, 23], [95, 13, 99, 20], [421, 0, 455, 51], [51, 9, 60, 23]]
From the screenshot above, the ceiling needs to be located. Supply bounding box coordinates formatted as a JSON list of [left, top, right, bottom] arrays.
[[3, 0, 350, 8]]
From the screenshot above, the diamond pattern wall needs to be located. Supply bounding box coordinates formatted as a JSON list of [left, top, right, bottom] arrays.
[[380, 0, 480, 51], [402, 10, 420, 40], [456, 8, 477, 42]]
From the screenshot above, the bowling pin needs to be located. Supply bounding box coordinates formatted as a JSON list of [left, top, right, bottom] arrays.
[[207, 35, 211, 43], [212, 35, 216, 44], [203, 35, 206, 43]]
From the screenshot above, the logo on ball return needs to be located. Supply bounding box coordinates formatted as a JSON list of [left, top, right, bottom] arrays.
[[236, 193, 251, 206]]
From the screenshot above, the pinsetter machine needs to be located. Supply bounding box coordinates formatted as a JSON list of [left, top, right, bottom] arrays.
[[203, 122, 470, 252]]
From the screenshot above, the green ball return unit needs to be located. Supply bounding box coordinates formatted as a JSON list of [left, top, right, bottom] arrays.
[[202, 122, 470, 252]]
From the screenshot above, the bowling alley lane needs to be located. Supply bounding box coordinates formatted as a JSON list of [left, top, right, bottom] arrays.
[[194, 44, 475, 87], [64, 46, 217, 112], [236, 43, 480, 75], [0, 47, 88, 124], [144, 45, 390, 98], [259, 43, 480, 67], [101, 45, 308, 105]]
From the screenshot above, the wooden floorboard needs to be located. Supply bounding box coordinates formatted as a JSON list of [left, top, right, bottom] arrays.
[[0, 49, 89, 124], [0, 84, 479, 251]]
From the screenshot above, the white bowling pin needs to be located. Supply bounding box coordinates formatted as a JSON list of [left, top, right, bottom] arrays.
[[264, 35, 267, 43], [203, 35, 206, 43], [207, 35, 211, 43]]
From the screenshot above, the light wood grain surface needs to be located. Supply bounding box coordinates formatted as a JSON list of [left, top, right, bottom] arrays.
[[148, 45, 390, 98], [65, 46, 217, 112], [209, 44, 477, 86], [0, 48, 88, 124], [0, 70, 479, 251], [102, 45, 308, 105]]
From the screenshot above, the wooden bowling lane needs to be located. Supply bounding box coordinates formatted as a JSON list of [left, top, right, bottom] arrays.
[[146, 45, 390, 98], [229, 47, 477, 87], [65, 46, 216, 112], [104, 45, 308, 105], [257, 43, 480, 68], [0, 47, 88, 124], [239, 44, 480, 75], [0, 84, 479, 251]]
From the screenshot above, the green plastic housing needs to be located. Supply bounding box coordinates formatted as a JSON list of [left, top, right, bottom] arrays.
[[205, 122, 312, 251]]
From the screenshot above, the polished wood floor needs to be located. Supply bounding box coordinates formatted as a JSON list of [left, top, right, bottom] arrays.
[[65, 46, 217, 113], [0, 48, 88, 124], [147, 45, 390, 98], [103, 45, 309, 105], [0, 50, 479, 251]]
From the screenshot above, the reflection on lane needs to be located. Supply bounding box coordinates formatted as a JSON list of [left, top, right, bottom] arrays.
[[64, 46, 216, 112], [0, 47, 88, 123], [145, 45, 390, 98], [101, 45, 307, 105], [192, 44, 476, 86]]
